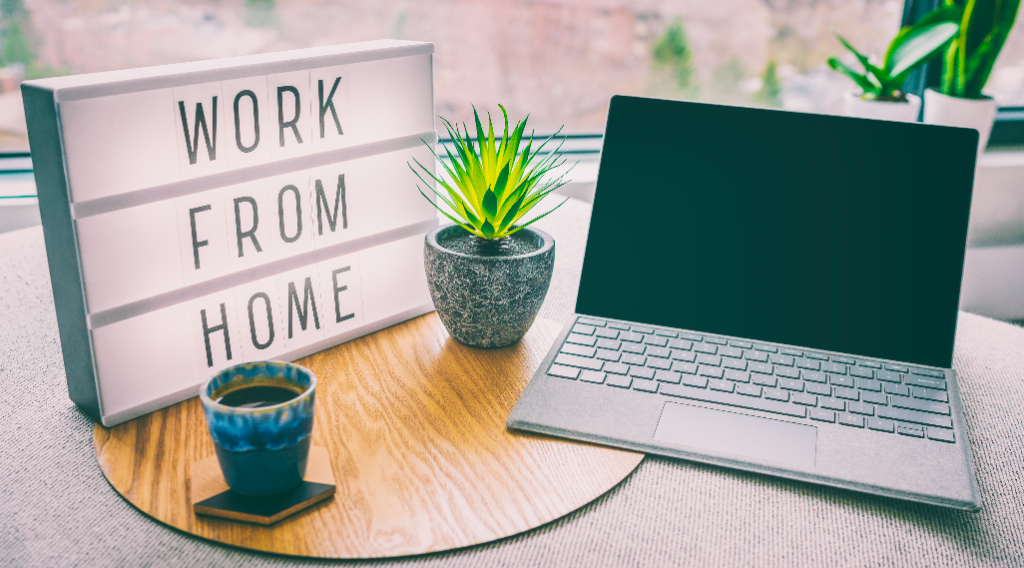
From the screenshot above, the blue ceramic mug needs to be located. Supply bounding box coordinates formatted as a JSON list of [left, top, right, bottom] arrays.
[[199, 361, 317, 496]]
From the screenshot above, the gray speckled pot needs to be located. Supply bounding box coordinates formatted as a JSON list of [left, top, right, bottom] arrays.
[[425, 225, 555, 348]]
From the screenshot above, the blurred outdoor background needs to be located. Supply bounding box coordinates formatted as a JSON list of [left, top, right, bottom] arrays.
[[1, 0, 1024, 148]]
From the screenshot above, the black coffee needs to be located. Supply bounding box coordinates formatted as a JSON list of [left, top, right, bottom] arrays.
[[216, 384, 303, 408]]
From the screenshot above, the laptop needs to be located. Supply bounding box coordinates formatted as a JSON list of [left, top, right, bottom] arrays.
[[507, 95, 981, 511]]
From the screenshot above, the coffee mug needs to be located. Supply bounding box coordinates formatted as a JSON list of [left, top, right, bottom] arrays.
[[199, 361, 317, 496]]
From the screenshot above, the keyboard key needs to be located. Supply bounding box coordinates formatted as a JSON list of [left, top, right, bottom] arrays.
[[749, 362, 773, 375], [572, 324, 596, 336], [724, 369, 750, 383], [730, 340, 753, 348], [705, 337, 728, 345], [795, 358, 820, 370], [596, 349, 621, 361], [754, 343, 778, 353], [555, 353, 603, 371], [780, 348, 803, 356], [622, 343, 646, 354], [694, 344, 718, 355], [792, 393, 817, 406], [696, 354, 722, 366], [779, 378, 804, 391], [764, 388, 789, 402], [838, 413, 864, 427], [806, 382, 831, 396], [633, 378, 659, 392], [578, 317, 606, 327], [580, 370, 606, 384], [858, 360, 881, 369], [801, 370, 827, 383], [857, 379, 882, 392], [722, 358, 747, 371], [904, 375, 946, 390], [630, 366, 655, 379], [647, 358, 673, 370], [830, 375, 855, 388], [832, 356, 856, 365], [890, 395, 950, 415], [606, 374, 632, 388], [876, 370, 901, 383], [776, 367, 800, 380], [671, 350, 697, 362], [736, 384, 763, 397], [709, 379, 735, 393], [850, 366, 874, 379], [884, 363, 909, 372], [884, 383, 911, 396], [660, 383, 806, 418], [698, 365, 724, 378], [667, 339, 693, 350], [862, 391, 888, 405], [927, 428, 955, 443], [644, 335, 669, 347], [752, 373, 777, 387], [604, 362, 630, 375], [897, 424, 925, 438], [834, 387, 859, 401], [821, 362, 846, 374], [867, 417, 895, 433], [809, 408, 835, 422], [549, 364, 579, 379], [607, 322, 630, 330], [647, 347, 671, 358], [655, 370, 682, 384], [805, 352, 829, 361], [912, 387, 949, 403], [566, 333, 597, 346], [632, 325, 655, 334], [596, 338, 621, 350], [849, 401, 875, 416], [655, 329, 679, 338], [911, 368, 945, 378], [878, 407, 953, 429], [561, 343, 596, 357], [681, 375, 709, 388], [770, 354, 795, 366], [680, 332, 703, 341], [595, 328, 619, 339], [620, 332, 644, 343], [821, 397, 846, 411], [673, 361, 698, 374], [719, 346, 743, 358], [744, 350, 769, 362], [621, 353, 646, 366]]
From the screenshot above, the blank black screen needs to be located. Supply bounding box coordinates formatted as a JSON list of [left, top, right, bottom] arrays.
[[577, 96, 977, 368]]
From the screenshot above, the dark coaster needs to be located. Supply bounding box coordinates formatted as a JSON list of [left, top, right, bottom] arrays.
[[190, 446, 335, 525]]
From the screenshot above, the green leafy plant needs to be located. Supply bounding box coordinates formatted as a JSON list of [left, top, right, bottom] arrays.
[[941, 0, 1022, 99], [409, 105, 571, 240], [828, 7, 961, 101]]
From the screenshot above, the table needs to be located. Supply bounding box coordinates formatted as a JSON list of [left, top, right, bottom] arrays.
[[4, 198, 1024, 567]]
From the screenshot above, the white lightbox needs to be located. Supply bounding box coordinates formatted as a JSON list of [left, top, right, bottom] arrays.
[[24, 40, 438, 426]]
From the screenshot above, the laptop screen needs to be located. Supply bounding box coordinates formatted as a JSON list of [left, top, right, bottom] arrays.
[[576, 96, 977, 369]]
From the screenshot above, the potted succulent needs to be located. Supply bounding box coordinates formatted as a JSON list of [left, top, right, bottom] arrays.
[[409, 105, 571, 348], [828, 7, 961, 122], [924, 0, 1022, 155]]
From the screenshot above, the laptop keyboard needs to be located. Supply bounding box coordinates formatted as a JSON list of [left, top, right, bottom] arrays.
[[548, 316, 956, 444]]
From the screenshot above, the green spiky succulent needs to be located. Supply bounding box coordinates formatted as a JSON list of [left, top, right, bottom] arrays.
[[409, 105, 572, 240]]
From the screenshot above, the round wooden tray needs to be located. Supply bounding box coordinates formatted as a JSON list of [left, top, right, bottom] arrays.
[[93, 313, 644, 558]]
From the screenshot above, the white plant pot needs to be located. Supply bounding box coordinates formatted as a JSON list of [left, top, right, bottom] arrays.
[[923, 88, 997, 157], [842, 91, 920, 122]]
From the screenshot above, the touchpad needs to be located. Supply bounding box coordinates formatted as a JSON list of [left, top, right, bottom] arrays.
[[654, 402, 817, 468]]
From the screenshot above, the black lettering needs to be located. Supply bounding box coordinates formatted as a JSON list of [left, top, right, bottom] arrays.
[[318, 77, 343, 138], [315, 174, 348, 235], [278, 184, 303, 243], [277, 86, 303, 146], [247, 292, 275, 350], [233, 197, 262, 257], [233, 90, 260, 153], [287, 277, 321, 338], [331, 266, 355, 323], [201, 303, 232, 367], [178, 97, 218, 165], [189, 205, 212, 270]]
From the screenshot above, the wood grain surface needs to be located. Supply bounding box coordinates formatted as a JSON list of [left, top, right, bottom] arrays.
[[93, 313, 644, 558]]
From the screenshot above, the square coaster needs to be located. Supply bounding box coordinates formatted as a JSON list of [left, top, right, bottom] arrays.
[[190, 445, 335, 525]]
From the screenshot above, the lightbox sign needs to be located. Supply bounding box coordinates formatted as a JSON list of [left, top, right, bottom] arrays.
[[24, 40, 437, 426]]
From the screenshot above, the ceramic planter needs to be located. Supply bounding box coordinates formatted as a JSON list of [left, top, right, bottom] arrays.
[[842, 91, 921, 122], [923, 88, 998, 156], [424, 224, 555, 348]]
